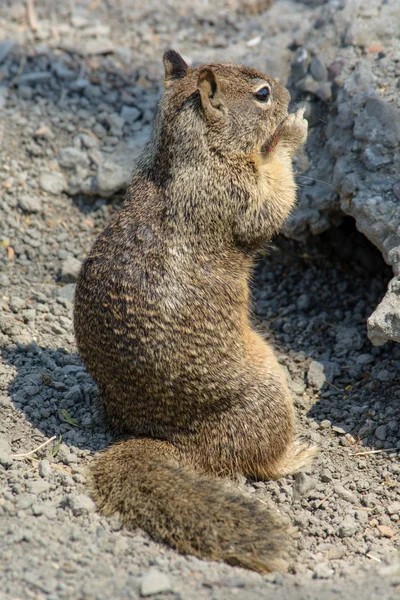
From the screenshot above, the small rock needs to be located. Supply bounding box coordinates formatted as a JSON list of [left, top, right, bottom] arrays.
[[140, 568, 172, 597], [356, 353, 374, 365], [0, 39, 15, 64], [315, 82, 332, 102], [313, 562, 334, 579], [0, 274, 10, 287], [18, 194, 42, 213], [365, 97, 400, 140], [16, 72, 51, 85], [29, 479, 50, 495], [9, 296, 25, 313], [62, 493, 96, 516], [320, 469, 333, 483], [61, 256, 82, 283], [297, 75, 319, 94], [32, 503, 44, 516], [0, 85, 8, 110], [83, 38, 115, 56], [293, 472, 316, 501], [335, 327, 363, 352], [0, 437, 10, 453], [387, 501, 400, 515], [113, 537, 129, 555], [58, 147, 89, 169], [94, 159, 131, 197], [121, 105, 141, 123], [56, 283, 76, 303], [310, 56, 328, 82], [0, 451, 13, 468], [393, 182, 400, 200], [361, 146, 391, 171], [18, 85, 33, 100], [334, 485, 358, 505], [63, 385, 82, 403], [291, 47, 309, 81], [307, 360, 325, 390], [39, 171, 66, 195], [338, 515, 359, 537], [377, 525, 394, 538], [374, 425, 387, 441], [80, 133, 98, 149], [358, 420, 374, 438], [38, 460, 52, 478], [375, 369, 392, 382], [297, 293, 311, 311]]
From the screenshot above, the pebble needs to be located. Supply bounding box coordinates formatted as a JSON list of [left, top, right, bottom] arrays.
[[94, 160, 131, 197], [338, 516, 359, 538], [58, 147, 89, 169], [39, 171, 66, 195], [313, 562, 334, 579], [0, 451, 13, 468], [57, 283, 76, 303], [334, 485, 358, 505], [61, 257, 82, 284], [18, 194, 42, 213], [9, 296, 25, 313], [387, 501, 400, 515], [297, 293, 311, 311], [29, 479, 50, 496], [0, 39, 15, 63], [356, 353, 374, 365], [361, 146, 391, 171], [0, 274, 10, 287], [16, 72, 52, 85], [374, 425, 387, 441], [310, 56, 328, 82], [293, 472, 316, 501], [38, 460, 52, 478], [83, 39, 115, 56], [320, 469, 333, 483], [140, 569, 172, 597], [377, 525, 394, 538], [393, 182, 400, 200], [61, 494, 96, 516], [307, 360, 326, 390], [120, 105, 141, 123], [315, 82, 332, 102], [291, 47, 309, 81]]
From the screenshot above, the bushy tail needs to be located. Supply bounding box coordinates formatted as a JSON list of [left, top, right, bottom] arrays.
[[89, 437, 292, 573]]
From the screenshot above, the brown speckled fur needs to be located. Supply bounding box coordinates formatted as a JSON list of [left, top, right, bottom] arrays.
[[74, 50, 314, 573]]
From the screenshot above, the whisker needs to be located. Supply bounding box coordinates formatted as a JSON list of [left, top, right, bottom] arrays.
[[297, 175, 334, 188]]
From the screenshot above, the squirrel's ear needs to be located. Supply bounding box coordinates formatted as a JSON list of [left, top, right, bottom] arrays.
[[163, 50, 189, 86], [197, 68, 224, 117]]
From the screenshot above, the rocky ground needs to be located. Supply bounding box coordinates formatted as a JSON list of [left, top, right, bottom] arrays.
[[0, 0, 399, 599]]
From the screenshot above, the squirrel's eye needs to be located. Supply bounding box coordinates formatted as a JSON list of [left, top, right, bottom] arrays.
[[254, 86, 271, 102]]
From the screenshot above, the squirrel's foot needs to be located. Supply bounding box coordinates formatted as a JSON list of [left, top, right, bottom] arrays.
[[271, 107, 308, 156]]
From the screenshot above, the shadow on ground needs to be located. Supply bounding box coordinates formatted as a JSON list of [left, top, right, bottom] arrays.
[[2, 221, 399, 458]]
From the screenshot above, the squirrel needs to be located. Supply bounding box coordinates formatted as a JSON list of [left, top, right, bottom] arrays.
[[74, 50, 314, 573]]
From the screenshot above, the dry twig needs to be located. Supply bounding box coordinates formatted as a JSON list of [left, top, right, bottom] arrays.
[[12, 435, 56, 460]]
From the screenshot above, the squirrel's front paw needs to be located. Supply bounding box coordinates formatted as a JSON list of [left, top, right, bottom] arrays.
[[274, 108, 308, 155]]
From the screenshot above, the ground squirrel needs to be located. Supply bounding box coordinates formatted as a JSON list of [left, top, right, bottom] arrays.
[[74, 50, 314, 572]]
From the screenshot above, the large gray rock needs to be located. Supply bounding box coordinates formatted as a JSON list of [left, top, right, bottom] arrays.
[[283, 0, 400, 346]]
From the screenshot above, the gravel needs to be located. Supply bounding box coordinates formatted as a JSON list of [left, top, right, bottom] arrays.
[[0, 1, 399, 600]]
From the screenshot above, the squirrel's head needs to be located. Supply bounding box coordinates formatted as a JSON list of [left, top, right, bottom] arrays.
[[160, 50, 290, 157]]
